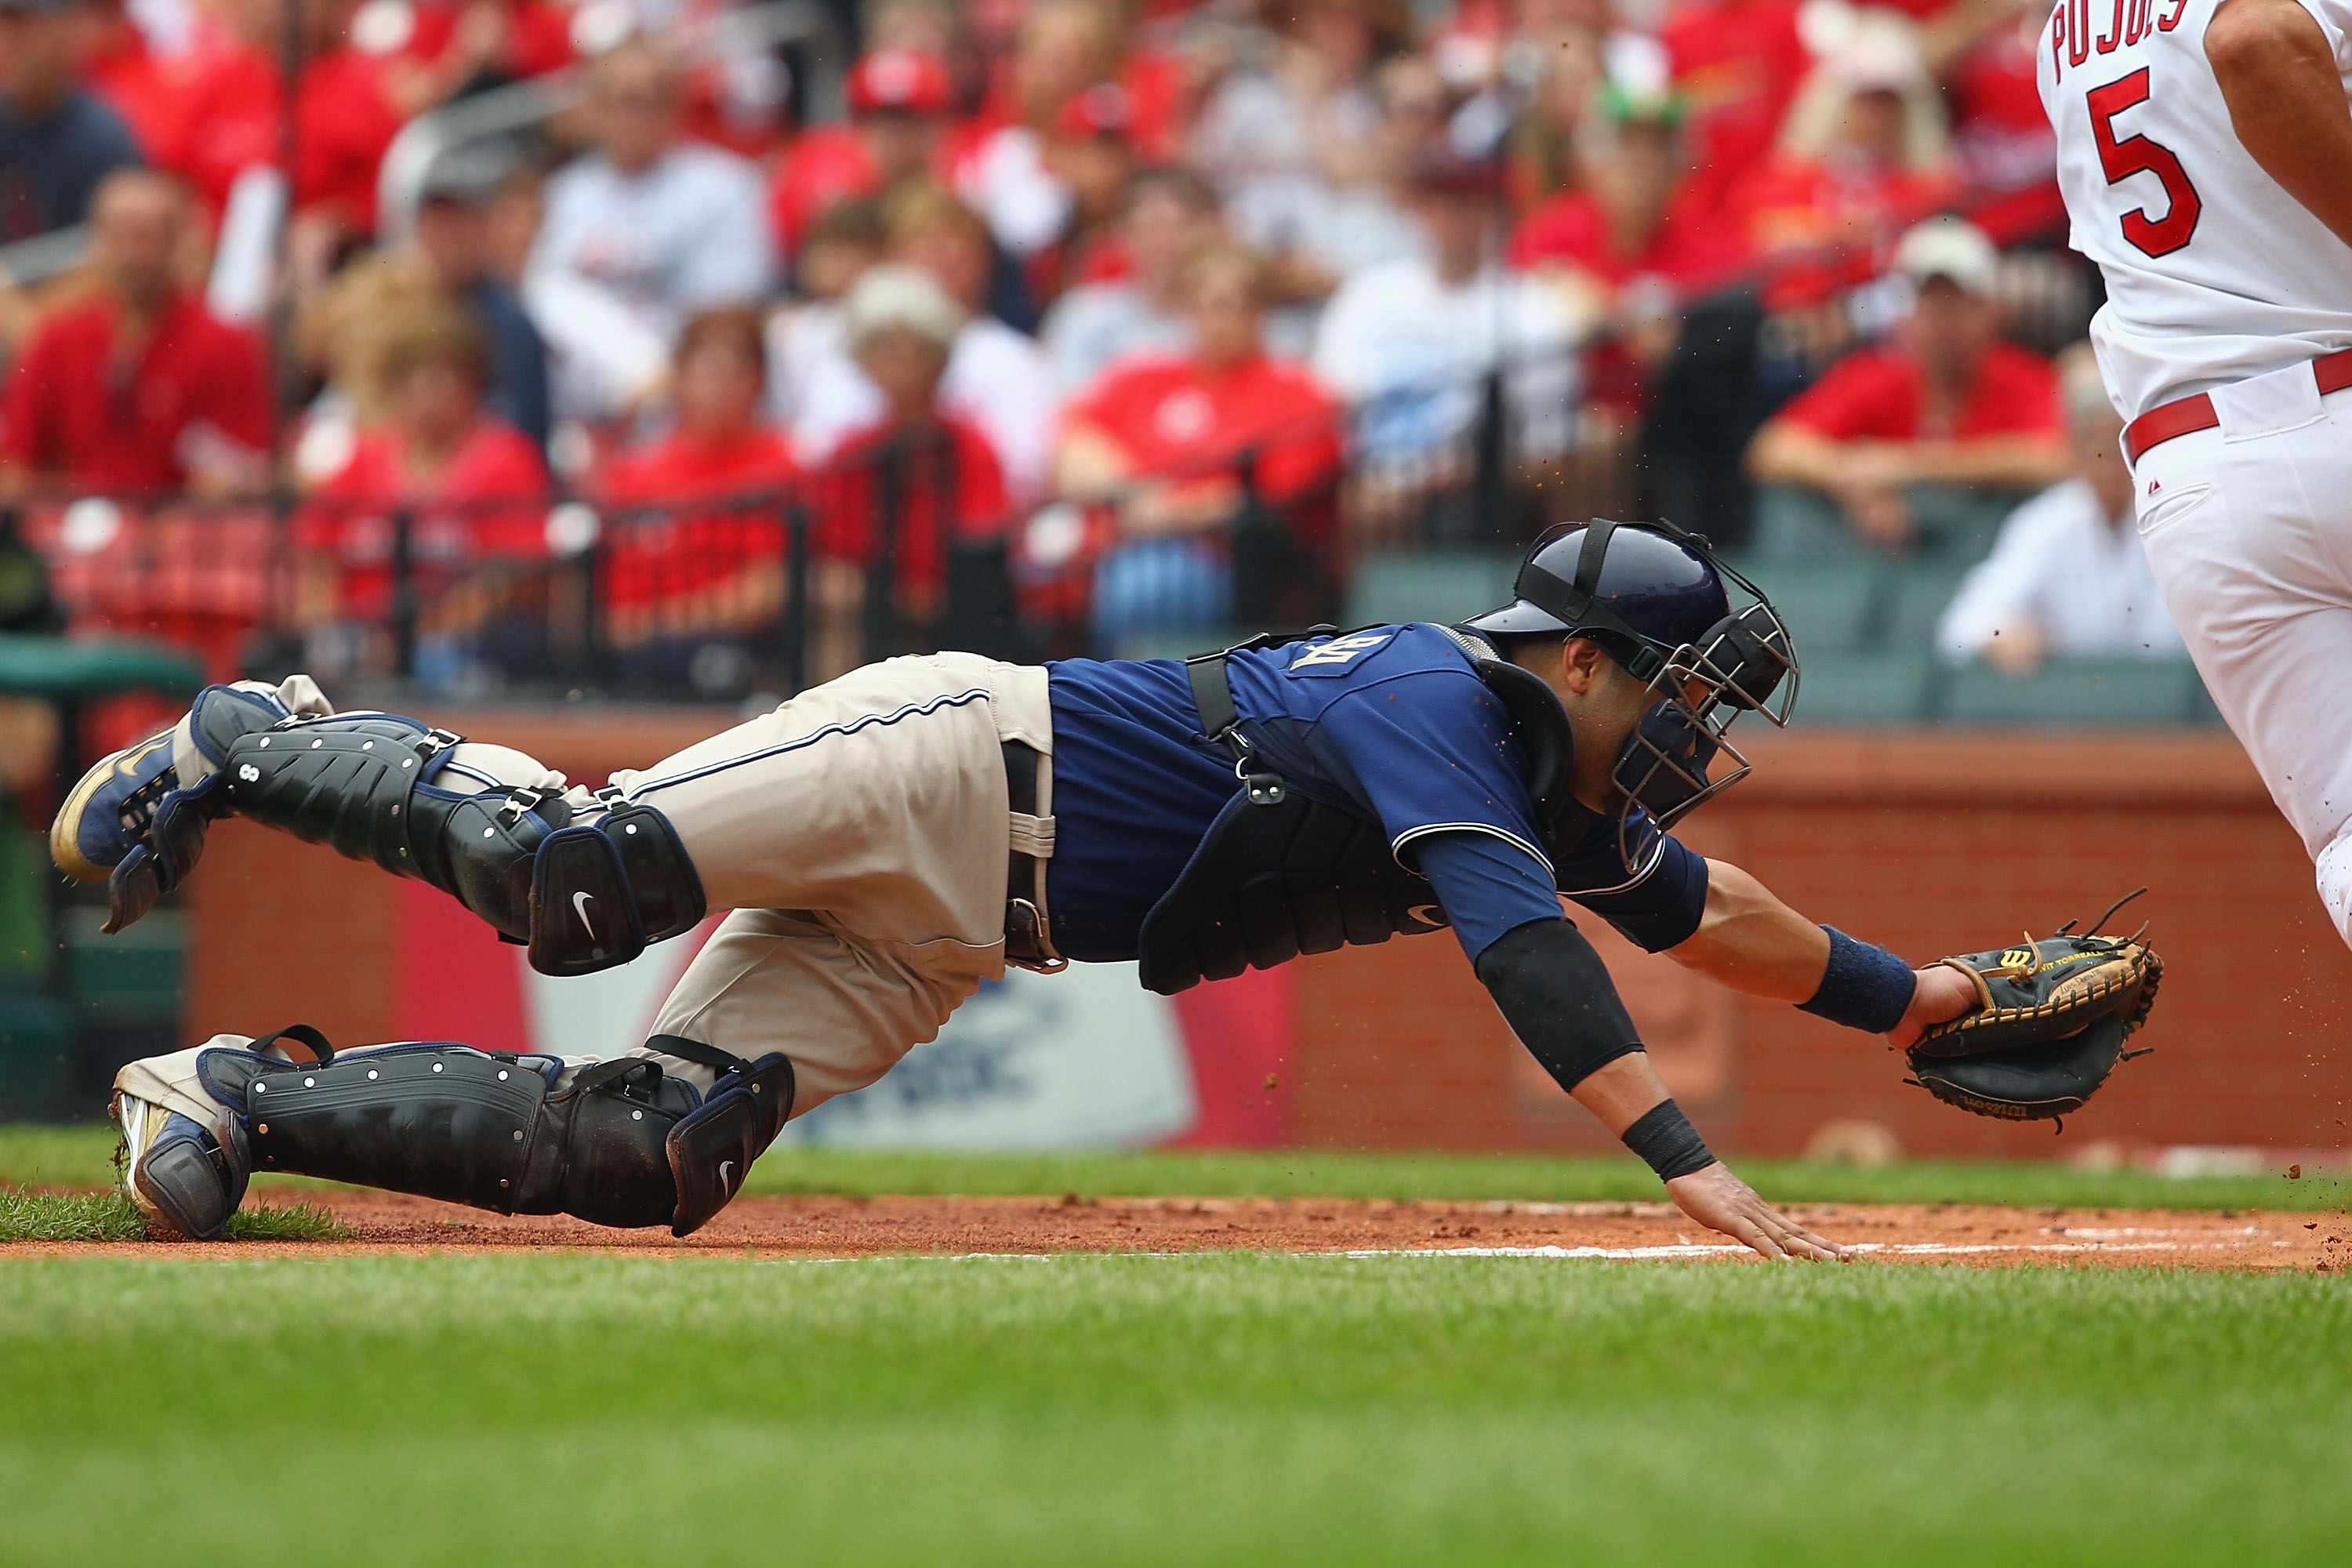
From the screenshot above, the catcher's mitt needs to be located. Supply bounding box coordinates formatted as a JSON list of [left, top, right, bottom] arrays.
[[1905, 889, 2162, 1123]]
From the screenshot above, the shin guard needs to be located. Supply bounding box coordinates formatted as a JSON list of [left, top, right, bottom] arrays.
[[199, 1034, 793, 1235], [217, 715, 703, 973]]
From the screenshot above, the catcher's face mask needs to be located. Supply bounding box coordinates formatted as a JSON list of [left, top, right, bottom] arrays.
[[1468, 518, 1801, 876], [1606, 597, 1797, 874]]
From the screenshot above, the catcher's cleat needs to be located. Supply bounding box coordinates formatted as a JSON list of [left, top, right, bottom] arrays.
[[48, 684, 298, 933], [49, 725, 184, 884], [115, 1091, 249, 1242]]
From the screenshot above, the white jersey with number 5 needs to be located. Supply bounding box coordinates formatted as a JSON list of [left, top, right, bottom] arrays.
[[2043, 0, 2352, 418]]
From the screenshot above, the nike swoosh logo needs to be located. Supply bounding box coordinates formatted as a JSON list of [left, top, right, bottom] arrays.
[[114, 736, 170, 778], [1406, 903, 1446, 927], [718, 1160, 736, 1193], [572, 891, 597, 940]]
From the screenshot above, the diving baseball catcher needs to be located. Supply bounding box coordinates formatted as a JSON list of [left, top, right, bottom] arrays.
[[53, 520, 2156, 1258]]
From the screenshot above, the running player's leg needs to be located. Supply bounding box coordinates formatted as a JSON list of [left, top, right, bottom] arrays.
[[2134, 405, 2352, 943]]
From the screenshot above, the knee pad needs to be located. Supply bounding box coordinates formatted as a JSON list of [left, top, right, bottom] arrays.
[[528, 797, 707, 978], [219, 715, 704, 975], [201, 1034, 793, 1236]]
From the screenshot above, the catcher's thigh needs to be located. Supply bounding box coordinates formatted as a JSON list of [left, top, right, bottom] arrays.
[[648, 907, 1001, 1116]]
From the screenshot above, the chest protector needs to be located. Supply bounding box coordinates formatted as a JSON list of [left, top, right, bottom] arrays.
[[1134, 627, 1576, 996]]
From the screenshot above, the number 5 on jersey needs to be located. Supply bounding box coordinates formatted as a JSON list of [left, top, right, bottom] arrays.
[[2088, 67, 2203, 256]]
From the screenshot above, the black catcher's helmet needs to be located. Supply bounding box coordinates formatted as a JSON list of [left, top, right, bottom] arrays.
[[1465, 518, 1798, 873]]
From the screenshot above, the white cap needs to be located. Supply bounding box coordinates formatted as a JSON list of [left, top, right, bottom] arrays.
[[1827, 11, 1929, 93], [1894, 216, 1999, 298], [843, 264, 966, 353]]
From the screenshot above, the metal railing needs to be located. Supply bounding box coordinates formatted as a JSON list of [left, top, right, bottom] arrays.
[[9, 344, 1656, 692], [9, 416, 1359, 698]]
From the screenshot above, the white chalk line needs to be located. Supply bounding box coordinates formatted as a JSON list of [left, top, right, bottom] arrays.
[[797, 1237, 2284, 1264]]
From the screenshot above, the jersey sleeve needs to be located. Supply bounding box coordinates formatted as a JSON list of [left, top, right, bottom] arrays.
[[1548, 808, 1711, 953], [1414, 831, 1571, 964], [2293, 0, 2352, 64], [1314, 669, 1554, 874]]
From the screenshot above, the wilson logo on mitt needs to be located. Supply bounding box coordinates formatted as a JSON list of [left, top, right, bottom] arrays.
[[1904, 888, 2163, 1125]]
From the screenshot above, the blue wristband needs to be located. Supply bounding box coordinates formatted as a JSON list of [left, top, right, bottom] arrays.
[[1798, 926, 1917, 1034]]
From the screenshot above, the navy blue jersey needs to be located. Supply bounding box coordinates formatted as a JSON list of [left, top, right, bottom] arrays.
[[1045, 624, 1711, 964]]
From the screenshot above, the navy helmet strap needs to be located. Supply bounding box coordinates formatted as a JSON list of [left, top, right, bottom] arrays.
[[1513, 517, 1667, 682]]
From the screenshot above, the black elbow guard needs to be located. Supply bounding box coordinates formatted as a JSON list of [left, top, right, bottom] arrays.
[[1474, 917, 1643, 1092]]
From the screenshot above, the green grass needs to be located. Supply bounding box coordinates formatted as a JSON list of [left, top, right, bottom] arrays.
[[0, 1187, 347, 1242], [0, 1254, 2346, 1565], [0, 1123, 2339, 1212], [739, 1146, 2346, 1213]]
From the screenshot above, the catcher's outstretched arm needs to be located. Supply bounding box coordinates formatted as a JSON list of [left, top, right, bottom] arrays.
[[1668, 860, 1976, 1043], [1664, 859, 1831, 1001]]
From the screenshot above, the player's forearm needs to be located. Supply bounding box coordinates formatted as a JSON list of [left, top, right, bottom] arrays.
[[1664, 859, 1832, 1003], [1566, 1050, 1673, 1136], [1743, 420, 1843, 487], [1889, 436, 2071, 490], [1051, 423, 1134, 500], [2209, 0, 2352, 251]]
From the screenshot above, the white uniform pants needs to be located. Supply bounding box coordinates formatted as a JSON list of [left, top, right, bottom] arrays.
[[2132, 365, 2352, 945], [118, 653, 1057, 1140]]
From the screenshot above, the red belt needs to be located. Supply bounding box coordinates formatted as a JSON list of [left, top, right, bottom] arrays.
[[2124, 346, 2352, 463]]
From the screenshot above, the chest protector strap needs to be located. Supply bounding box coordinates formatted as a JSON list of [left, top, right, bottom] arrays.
[[1139, 630, 1565, 996]]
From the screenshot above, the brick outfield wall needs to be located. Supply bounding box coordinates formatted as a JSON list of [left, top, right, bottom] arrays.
[[188, 714, 2352, 1158]]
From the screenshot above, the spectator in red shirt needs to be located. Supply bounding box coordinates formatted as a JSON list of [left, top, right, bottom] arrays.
[[1663, 0, 1813, 222], [1502, 19, 1606, 211], [1028, 82, 1142, 307], [814, 263, 1010, 675], [301, 303, 549, 634], [950, 0, 1182, 267], [597, 307, 801, 661], [1054, 242, 1341, 648], [769, 48, 955, 267], [1746, 218, 2069, 551], [1933, 0, 2067, 245], [1510, 87, 1749, 425], [1509, 87, 1751, 308], [1730, 21, 1957, 269], [1, 169, 270, 499], [603, 310, 799, 507], [80, 0, 198, 169], [162, 0, 404, 241], [1039, 165, 1221, 397]]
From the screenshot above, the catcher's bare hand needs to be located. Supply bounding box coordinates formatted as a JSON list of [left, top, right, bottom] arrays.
[[1665, 1162, 1846, 1261], [1882, 964, 1980, 1051]]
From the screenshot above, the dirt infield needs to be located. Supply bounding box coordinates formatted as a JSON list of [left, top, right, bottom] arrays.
[[12, 1192, 2350, 1267]]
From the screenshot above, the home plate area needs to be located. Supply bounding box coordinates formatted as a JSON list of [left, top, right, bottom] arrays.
[[50, 1193, 2351, 1269]]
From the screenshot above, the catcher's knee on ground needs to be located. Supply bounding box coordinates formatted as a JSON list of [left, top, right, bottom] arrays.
[[114, 1033, 793, 1240]]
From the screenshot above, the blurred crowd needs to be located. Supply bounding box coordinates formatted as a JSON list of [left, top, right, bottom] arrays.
[[0, 0, 2183, 682]]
